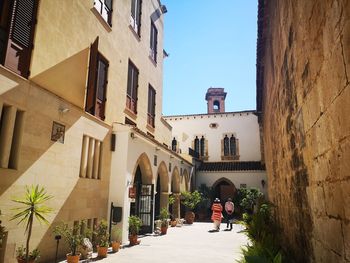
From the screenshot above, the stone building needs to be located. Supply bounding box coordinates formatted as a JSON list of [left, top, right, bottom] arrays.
[[164, 88, 267, 206], [0, 1, 191, 262], [256, 0, 349, 262]]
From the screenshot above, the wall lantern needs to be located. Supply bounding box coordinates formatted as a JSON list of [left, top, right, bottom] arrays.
[[261, 179, 266, 188]]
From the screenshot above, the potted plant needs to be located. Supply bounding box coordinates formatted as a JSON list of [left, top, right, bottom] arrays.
[[0, 209, 6, 247], [159, 208, 169, 235], [168, 195, 177, 227], [94, 220, 109, 258], [15, 245, 40, 263], [110, 226, 122, 252], [0, 210, 7, 263], [128, 215, 142, 246], [11, 185, 53, 263], [53, 222, 84, 263], [181, 190, 202, 224]]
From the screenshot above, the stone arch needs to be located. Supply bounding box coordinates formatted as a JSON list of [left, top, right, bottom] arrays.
[[171, 167, 181, 219], [155, 161, 169, 218], [132, 152, 153, 184], [180, 168, 189, 192], [212, 177, 237, 203], [130, 153, 154, 233], [182, 169, 189, 191]]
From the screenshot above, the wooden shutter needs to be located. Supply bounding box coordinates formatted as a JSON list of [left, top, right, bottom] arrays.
[[104, 0, 113, 26], [5, 0, 38, 78], [131, 0, 136, 19], [104, 0, 112, 10], [132, 66, 138, 113], [96, 55, 108, 120], [85, 37, 99, 115], [136, 0, 142, 35], [127, 62, 132, 96]]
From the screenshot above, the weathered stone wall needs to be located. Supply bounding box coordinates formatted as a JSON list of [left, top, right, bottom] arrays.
[[257, 0, 349, 262]]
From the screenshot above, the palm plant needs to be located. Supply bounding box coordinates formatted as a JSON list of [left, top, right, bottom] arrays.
[[11, 185, 53, 262]]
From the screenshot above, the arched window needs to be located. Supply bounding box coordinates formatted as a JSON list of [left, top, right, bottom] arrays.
[[172, 137, 177, 151], [194, 136, 199, 154], [200, 136, 205, 156], [223, 135, 230, 156], [230, 135, 236, 156], [222, 134, 238, 160]]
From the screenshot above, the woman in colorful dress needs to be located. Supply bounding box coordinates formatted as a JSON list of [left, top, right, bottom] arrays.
[[211, 198, 223, 231]]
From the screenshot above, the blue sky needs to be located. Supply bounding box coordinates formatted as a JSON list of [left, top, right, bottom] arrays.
[[162, 1, 258, 116]]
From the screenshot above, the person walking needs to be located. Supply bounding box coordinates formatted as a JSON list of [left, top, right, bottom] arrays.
[[224, 198, 234, 230], [211, 198, 223, 231]]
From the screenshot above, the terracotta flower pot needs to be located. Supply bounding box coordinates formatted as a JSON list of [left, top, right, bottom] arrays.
[[161, 225, 168, 235], [66, 253, 80, 263], [97, 246, 108, 258], [129, 234, 140, 246], [111, 241, 120, 252], [170, 220, 177, 227]]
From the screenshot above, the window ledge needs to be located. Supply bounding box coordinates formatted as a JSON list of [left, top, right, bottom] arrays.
[[129, 25, 141, 41], [221, 155, 240, 161], [91, 7, 112, 32], [124, 108, 137, 120], [146, 124, 155, 133], [148, 55, 157, 67]]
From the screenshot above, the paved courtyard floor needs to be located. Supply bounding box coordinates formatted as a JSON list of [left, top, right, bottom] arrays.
[[72, 222, 249, 263]]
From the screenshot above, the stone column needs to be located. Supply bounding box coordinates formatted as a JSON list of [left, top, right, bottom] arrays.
[[160, 192, 169, 210], [172, 193, 181, 219]]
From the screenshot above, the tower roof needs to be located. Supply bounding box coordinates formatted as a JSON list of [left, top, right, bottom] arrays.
[[205, 87, 227, 100]]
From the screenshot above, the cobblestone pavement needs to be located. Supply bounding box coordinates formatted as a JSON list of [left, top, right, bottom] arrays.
[[66, 222, 249, 263]]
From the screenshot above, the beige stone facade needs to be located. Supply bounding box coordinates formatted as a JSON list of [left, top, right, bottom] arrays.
[[165, 89, 267, 207], [0, 1, 191, 262], [257, 0, 350, 262]]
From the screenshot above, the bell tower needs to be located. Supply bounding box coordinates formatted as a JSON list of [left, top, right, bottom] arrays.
[[205, 87, 227, 113]]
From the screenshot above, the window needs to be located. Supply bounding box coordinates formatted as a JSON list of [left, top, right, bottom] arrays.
[[222, 134, 238, 160], [0, 104, 24, 169], [150, 21, 158, 63], [147, 85, 156, 127], [85, 37, 109, 120], [194, 136, 199, 154], [0, 0, 39, 78], [126, 61, 139, 114], [79, 135, 103, 180], [130, 0, 142, 36], [193, 135, 207, 159], [200, 136, 205, 156], [93, 0, 113, 26]]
